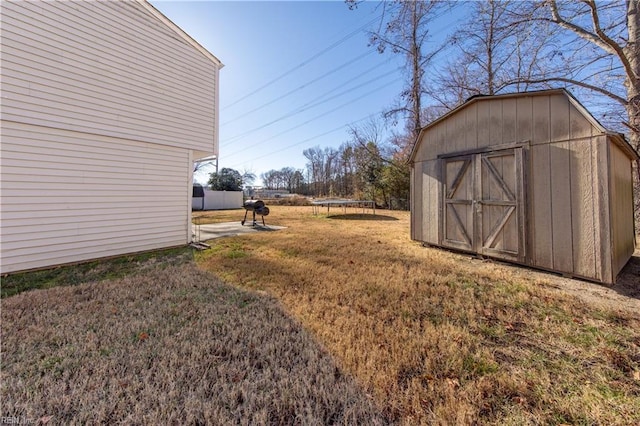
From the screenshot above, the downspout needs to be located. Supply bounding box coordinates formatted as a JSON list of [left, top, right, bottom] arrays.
[[187, 150, 194, 243]]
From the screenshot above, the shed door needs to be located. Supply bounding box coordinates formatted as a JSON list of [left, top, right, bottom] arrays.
[[442, 148, 524, 261], [443, 156, 475, 251]]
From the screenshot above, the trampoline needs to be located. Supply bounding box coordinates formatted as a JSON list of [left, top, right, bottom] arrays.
[[311, 199, 376, 215]]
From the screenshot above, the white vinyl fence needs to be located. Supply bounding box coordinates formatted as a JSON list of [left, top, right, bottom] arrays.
[[192, 189, 242, 210]]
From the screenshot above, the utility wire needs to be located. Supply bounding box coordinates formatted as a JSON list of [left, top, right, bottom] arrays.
[[222, 4, 467, 171], [222, 13, 382, 110], [222, 76, 401, 157], [221, 66, 400, 146], [226, 113, 379, 169], [220, 7, 454, 143], [297, 55, 397, 109], [221, 49, 377, 127], [298, 66, 401, 112]]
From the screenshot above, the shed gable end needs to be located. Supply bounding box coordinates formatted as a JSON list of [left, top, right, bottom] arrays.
[[412, 91, 601, 162]]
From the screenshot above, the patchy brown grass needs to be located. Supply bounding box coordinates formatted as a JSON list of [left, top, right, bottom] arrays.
[[195, 206, 640, 425], [3, 206, 638, 425], [1, 263, 385, 424], [0, 246, 192, 298]]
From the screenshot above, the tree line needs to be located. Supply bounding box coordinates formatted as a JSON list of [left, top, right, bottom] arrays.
[[253, 122, 409, 209]]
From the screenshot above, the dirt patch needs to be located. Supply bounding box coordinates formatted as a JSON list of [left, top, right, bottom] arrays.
[[482, 251, 640, 317]]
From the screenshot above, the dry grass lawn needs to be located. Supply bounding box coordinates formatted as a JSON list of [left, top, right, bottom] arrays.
[[1, 258, 384, 424], [194, 206, 640, 425], [2, 205, 639, 425]]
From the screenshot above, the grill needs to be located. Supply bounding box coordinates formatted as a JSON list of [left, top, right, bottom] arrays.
[[241, 199, 270, 226]]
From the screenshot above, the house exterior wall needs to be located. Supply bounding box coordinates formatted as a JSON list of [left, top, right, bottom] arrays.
[[410, 90, 636, 284], [1, 0, 220, 155], [1, 122, 190, 273], [0, 1, 221, 274]]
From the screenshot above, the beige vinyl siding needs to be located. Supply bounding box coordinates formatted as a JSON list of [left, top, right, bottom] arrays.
[[1, 121, 190, 274], [0, 0, 219, 154]]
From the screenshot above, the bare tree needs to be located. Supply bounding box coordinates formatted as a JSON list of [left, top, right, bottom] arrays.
[[303, 146, 326, 196], [278, 167, 296, 192], [290, 170, 306, 194], [429, 0, 555, 112], [241, 169, 256, 187], [499, 1, 630, 129], [348, 117, 410, 206], [555, 1, 635, 134], [323, 148, 339, 196], [348, 117, 388, 155], [506, 0, 639, 222], [351, 0, 448, 147]]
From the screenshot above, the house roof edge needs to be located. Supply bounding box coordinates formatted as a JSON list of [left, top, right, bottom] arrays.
[[139, 0, 224, 68]]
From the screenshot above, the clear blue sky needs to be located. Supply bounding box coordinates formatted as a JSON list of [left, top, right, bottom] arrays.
[[151, 1, 460, 185]]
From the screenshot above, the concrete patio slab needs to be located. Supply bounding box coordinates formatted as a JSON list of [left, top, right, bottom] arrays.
[[192, 221, 286, 242]]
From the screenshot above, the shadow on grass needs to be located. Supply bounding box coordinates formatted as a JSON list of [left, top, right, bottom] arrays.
[[1, 246, 193, 298], [247, 224, 281, 231], [613, 252, 640, 300], [327, 214, 398, 221], [2, 263, 387, 424]]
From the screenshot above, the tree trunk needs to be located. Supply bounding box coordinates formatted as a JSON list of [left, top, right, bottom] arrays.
[[410, 1, 422, 142], [625, 0, 640, 230]]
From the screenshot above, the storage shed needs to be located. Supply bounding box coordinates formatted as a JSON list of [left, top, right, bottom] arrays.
[[409, 89, 638, 284], [1, 1, 222, 274]]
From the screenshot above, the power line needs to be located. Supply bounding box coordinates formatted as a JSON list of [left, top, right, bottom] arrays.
[[225, 113, 379, 170], [221, 66, 400, 146], [221, 49, 378, 127], [220, 4, 466, 172], [298, 66, 401, 112], [220, 6, 457, 141], [222, 13, 382, 110], [221, 75, 401, 157]]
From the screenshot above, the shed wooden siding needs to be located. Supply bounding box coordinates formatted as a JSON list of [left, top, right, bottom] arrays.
[[610, 142, 635, 277], [412, 93, 595, 161], [1, 0, 220, 154], [1, 121, 190, 273], [410, 90, 637, 284]]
